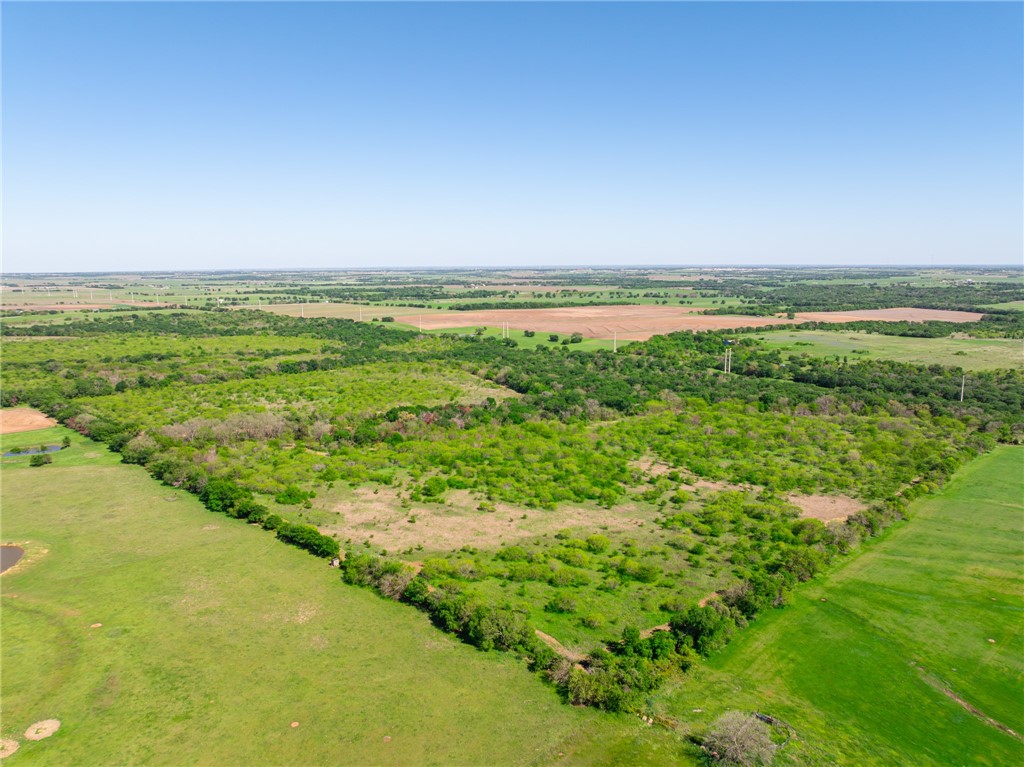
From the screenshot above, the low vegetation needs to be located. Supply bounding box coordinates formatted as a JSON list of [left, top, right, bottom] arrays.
[[2, 267, 1020, 764]]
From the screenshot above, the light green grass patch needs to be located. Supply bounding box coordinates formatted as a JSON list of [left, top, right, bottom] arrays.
[[757, 330, 1024, 370], [405, 325, 628, 351], [658, 446, 1024, 766]]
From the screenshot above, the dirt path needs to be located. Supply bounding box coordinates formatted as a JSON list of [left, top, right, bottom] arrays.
[[914, 663, 1021, 741], [534, 629, 586, 663], [640, 623, 670, 639]]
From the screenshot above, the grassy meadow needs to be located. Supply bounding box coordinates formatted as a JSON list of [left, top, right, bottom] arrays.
[[407, 325, 625, 351], [0, 426, 689, 766], [657, 446, 1024, 766], [756, 329, 1024, 370]]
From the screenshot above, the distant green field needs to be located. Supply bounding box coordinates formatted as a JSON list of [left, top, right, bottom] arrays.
[[404, 325, 628, 351], [0, 425, 688, 766], [658, 446, 1024, 766], [757, 330, 1023, 370], [982, 301, 1024, 311]]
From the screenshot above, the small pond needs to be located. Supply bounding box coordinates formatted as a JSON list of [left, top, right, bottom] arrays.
[[1, 546, 25, 573], [3, 445, 62, 457]]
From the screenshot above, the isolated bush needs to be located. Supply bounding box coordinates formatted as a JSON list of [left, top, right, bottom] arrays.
[[201, 479, 252, 514], [466, 605, 533, 652], [703, 711, 776, 766], [670, 604, 735, 657], [544, 595, 577, 614], [274, 484, 314, 505], [29, 454, 52, 467], [262, 514, 284, 531], [421, 476, 448, 498]]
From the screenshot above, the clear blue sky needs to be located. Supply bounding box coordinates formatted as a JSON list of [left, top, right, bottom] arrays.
[[3, 1, 1022, 272]]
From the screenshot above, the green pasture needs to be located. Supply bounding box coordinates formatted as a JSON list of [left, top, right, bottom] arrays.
[[659, 446, 1024, 766], [756, 329, 1024, 370], [982, 301, 1024, 311], [404, 325, 627, 351], [0, 425, 688, 766]]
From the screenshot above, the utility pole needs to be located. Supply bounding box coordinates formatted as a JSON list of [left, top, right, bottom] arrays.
[[960, 374, 965, 402], [613, 332, 617, 353]]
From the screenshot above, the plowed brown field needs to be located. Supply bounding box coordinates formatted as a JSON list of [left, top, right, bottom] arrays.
[[0, 408, 56, 434], [410, 305, 982, 340]]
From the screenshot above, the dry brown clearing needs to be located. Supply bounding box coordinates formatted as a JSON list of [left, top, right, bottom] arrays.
[[0, 408, 57, 435]]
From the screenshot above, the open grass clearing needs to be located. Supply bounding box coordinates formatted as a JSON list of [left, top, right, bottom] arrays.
[[757, 329, 1023, 370], [656, 446, 1024, 766], [401, 325, 622, 351], [0, 425, 690, 766], [319, 485, 654, 557]]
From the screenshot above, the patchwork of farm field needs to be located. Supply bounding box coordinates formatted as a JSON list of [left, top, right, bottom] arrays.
[[757, 330, 1024, 371], [657, 446, 1024, 766]]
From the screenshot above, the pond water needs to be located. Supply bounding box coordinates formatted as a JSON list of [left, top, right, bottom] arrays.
[[0, 546, 25, 573], [3, 445, 61, 457]]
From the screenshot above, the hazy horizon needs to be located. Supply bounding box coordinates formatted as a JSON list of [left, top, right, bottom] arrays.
[[3, 2, 1022, 272]]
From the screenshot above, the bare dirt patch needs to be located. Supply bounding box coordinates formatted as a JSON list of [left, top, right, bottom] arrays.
[[0, 740, 19, 759], [324, 487, 649, 553], [414, 305, 793, 340], [0, 408, 56, 435], [288, 604, 319, 625], [24, 720, 60, 741], [534, 629, 586, 663], [629, 456, 673, 477], [794, 307, 983, 323], [787, 494, 865, 522]]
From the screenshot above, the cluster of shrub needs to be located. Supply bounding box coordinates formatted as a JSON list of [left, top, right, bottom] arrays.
[[198, 479, 339, 559], [691, 277, 1023, 314], [340, 548, 792, 712]]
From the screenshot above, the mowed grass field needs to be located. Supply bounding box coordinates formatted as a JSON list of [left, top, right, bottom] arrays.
[[658, 446, 1024, 766], [757, 329, 1024, 370], [0, 426, 687, 766]]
